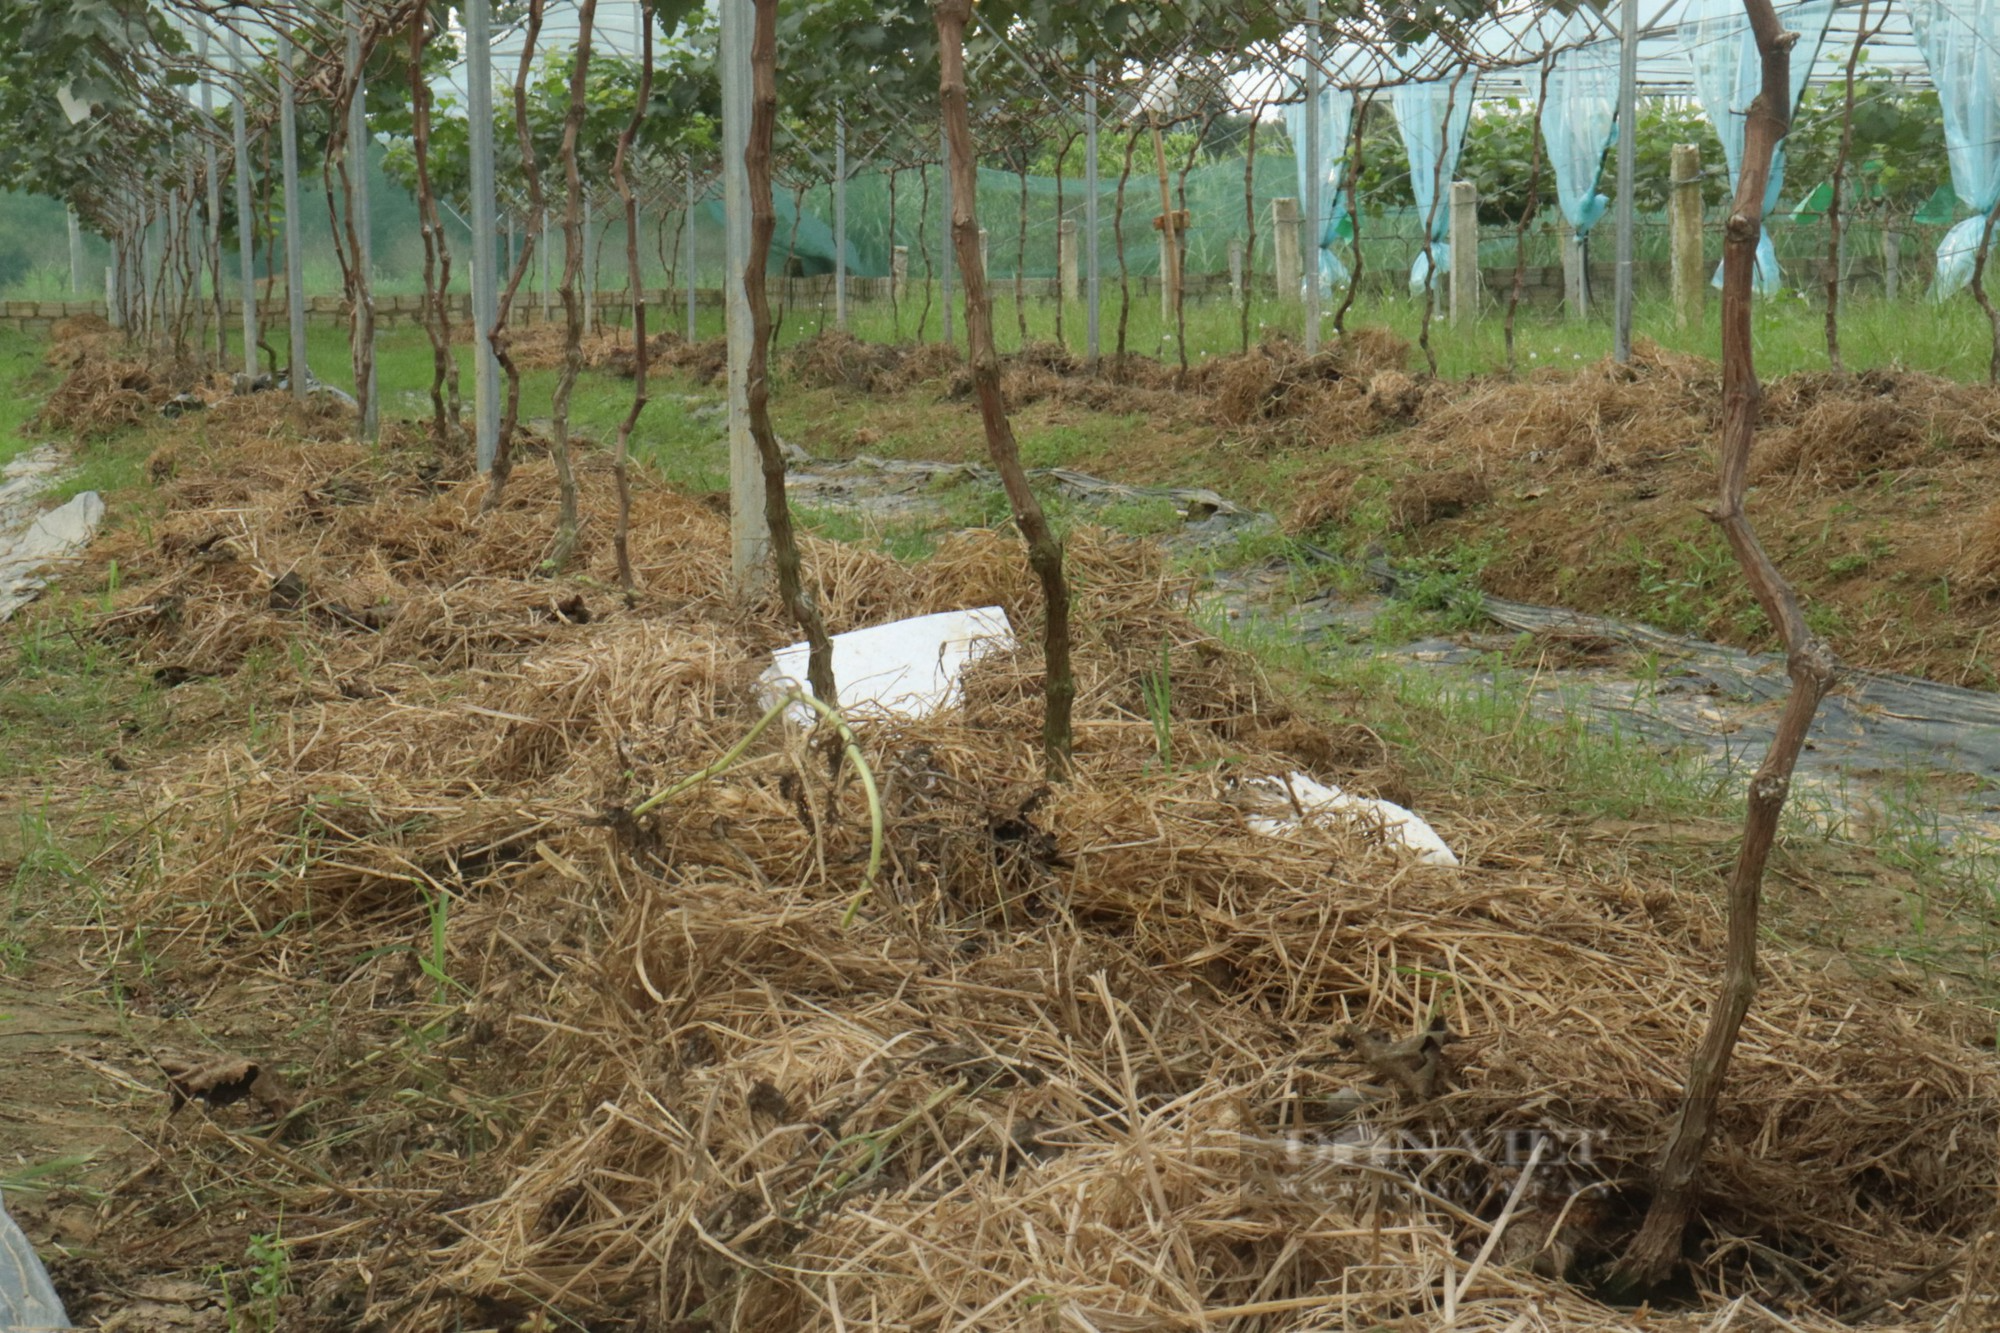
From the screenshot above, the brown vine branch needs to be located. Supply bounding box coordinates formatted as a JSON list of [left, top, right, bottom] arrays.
[[934, 0, 1074, 773], [1616, 0, 1839, 1288], [748, 0, 838, 706]]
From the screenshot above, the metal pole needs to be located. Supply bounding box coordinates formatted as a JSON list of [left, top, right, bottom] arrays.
[[720, 0, 766, 588], [468, 0, 501, 468], [199, 30, 224, 363], [231, 26, 258, 380], [834, 106, 848, 331], [277, 28, 309, 398], [1303, 0, 1322, 355], [940, 120, 953, 348], [1084, 63, 1101, 365], [685, 166, 697, 339], [345, 0, 378, 439], [67, 207, 84, 296], [1614, 0, 1638, 362]]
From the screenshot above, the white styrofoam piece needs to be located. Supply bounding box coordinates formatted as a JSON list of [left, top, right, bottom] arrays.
[[760, 606, 1014, 724], [1245, 772, 1460, 867]]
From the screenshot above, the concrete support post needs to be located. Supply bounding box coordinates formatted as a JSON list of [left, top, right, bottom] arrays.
[[1228, 237, 1244, 302], [892, 245, 909, 300], [719, 0, 765, 589], [1158, 233, 1173, 319], [1450, 181, 1479, 325], [540, 207, 553, 323], [1058, 219, 1079, 301], [1670, 142, 1705, 330], [1273, 197, 1303, 302], [583, 196, 595, 333], [1564, 233, 1589, 318], [68, 208, 85, 296], [1883, 227, 1901, 302]]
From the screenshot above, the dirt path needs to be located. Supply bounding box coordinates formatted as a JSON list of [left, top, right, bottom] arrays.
[[0, 980, 171, 1328]]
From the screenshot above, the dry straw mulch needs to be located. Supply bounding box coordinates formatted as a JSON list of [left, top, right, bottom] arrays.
[[1194, 329, 1437, 451], [26, 331, 2000, 1332], [1280, 341, 2000, 685]]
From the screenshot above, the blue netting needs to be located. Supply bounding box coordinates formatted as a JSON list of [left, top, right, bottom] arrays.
[[1393, 56, 1477, 295], [1541, 17, 1618, 254], [1683, 0, 1835, 293], [1283, 63, 1355, 291], [1910, 0, 2000, 298]]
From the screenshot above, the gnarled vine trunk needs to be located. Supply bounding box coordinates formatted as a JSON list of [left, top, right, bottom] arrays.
[[330, 21, 376, 444], [1331, 93, 1371, 337], [1240, 109, 1258, 353], [1617, 0, 1839, 1288], [1173, 107, 1220, 379], [746, 0, 837, 704], [1112, 125, 1139, 365], [1505, 60, 1551, 377], [408, 3, 461, 446], [483, 0, 547, 513], [546, 0, 599, 572], [1825, 1, 1882, 375], [608, 0, 655, 594], [1971, 200, 2000, 385], [934, 0, 1073, 772]]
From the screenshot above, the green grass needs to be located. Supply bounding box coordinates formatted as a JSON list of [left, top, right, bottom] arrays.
[[1, 606, 161, 973], [0, 329, 49, 468], [753, 282, 2000, 381], [794, 504, 943, 563]]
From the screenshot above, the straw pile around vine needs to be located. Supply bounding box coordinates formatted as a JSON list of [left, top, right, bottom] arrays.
[[31, 334, 2000, 1332]]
